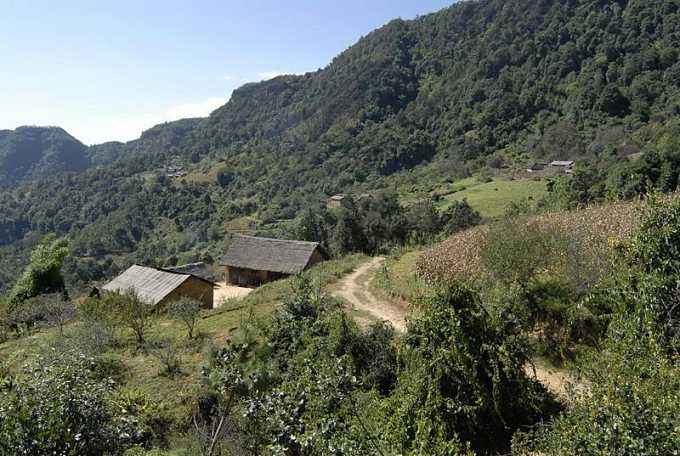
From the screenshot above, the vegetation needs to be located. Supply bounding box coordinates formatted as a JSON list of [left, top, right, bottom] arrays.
[[3, 0, 680, 294], [1, 0, 680, 453]]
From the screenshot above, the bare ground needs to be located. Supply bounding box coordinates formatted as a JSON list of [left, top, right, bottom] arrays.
[[213, 282, 253, 307], [331, 257, 408, 332]]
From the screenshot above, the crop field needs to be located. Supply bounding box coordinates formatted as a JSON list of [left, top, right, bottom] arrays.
[[416, 200, 642, 284]]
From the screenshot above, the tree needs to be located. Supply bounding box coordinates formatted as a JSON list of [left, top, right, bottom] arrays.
[[440, 199, 481, 234], [113, 290, 154, 345], [168, 296, 202, 339], [384, 286, 556, 455], [32, 292, 75, 336], [8, 236, 68, 309]]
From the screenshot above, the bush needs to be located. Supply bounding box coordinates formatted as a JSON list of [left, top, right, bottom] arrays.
[[76, 295, 123, 351], [148, 339, 182, 377], [0, 349, 149, 455], [383, 285, 558, 455], [167, 297, 201, 339], [481, 217, 566, 288]]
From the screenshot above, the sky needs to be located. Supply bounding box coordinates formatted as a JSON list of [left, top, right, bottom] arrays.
[[0, 0, 454, 145]]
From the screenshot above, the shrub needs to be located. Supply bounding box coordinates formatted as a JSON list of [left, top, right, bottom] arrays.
[[76, 295, 123, 351], [0, 350, 148, 455], [167, 297, 202, 339], [148, 339, 182, 377], [383, 285, 558, 455], [480, 217, 566, 288]]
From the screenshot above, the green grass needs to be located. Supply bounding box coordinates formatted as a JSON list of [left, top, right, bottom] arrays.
[[0, 254, 368, 442], [439, 179, 548, 219]]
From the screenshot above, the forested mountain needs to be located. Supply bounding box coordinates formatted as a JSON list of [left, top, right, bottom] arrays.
[[0, 126, 89, 186], [1, 0, 680, 291]]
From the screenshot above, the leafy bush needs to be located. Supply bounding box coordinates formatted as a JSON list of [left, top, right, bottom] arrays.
[[0, 350, 149, 455], [167, 297, 202, 340], [383, 285, 558, 455], [110, 290, 155, 345]]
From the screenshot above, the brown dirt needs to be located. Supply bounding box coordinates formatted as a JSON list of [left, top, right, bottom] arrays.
[[213, 282, 253, 307], [332, 257, 408, 332]]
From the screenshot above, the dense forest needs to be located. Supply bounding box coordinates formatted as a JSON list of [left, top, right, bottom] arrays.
[[2, 0, 680, 292]]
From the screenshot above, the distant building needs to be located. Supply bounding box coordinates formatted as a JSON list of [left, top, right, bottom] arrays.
[[101, 264, 215, 309], [327, 194, 345, 208], [550, 160, 575, 174], [220, 235, 328, 287], [164, 262, 217, 283], [526, 162, 548, 173]]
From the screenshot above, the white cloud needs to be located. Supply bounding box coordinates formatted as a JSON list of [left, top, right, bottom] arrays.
[[223, 75, 233, 81], [70, 96, 229, 145]]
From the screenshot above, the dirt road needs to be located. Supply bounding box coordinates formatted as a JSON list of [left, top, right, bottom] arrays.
[[332, 257, 407, 332]]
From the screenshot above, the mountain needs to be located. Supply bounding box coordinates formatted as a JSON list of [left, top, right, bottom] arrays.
[[1, 0, 680, 291], [0, 126, 90, 186], [87, 118, 204, 166]]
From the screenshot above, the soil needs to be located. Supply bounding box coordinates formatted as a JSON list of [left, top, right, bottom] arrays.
[[332, 257, 408, 332]]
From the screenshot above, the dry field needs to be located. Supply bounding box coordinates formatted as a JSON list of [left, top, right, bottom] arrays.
[[416, 200, 642, 284]]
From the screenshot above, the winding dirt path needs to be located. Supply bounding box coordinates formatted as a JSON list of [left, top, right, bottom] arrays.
[[331, 257, 580, 402], [332, 257, 407, 332]]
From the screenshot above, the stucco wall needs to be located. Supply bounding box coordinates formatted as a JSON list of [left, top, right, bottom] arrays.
[[159, 277, 214, 310]]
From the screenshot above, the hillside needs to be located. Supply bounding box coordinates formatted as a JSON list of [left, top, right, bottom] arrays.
[[0, 126, 89, 186], [1, 0, 680, 292]]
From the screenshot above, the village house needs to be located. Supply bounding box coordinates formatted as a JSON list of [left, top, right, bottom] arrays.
[[101, 264, 215, 309], [327, 194, 345, 208], [220, 235, 329, 287], [550, 160, 575, 174]]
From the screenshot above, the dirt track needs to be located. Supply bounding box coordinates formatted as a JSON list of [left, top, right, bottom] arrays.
[[331, 257, 578, 401], [332, 257, 407, 332]]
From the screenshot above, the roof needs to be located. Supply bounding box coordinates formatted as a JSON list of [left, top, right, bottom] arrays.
[[219, 235, 326, 274], [163, 262, 217, 283], [550, 160, 575, 167], [102, 264, 210, 305], [329, 194, 345, 201]]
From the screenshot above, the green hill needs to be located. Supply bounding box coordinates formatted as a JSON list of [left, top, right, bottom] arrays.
[[1, 0, 680, 291], [0, 126, 89, 186]]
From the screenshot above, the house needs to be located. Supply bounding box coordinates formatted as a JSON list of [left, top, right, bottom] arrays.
[[550, 160, 575, 174], [526, 162, 547, 173], [101, 264, 215, 309], [220, 235, 329, 287], [164, 262, 218, 283], [327, 194, 345, 208]]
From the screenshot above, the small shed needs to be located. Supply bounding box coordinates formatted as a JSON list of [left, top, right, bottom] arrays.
[[550, 160, 575, 173], [327, 194, 345, 208], [220, 235, 328, 287], [101, 264, 214, 309]]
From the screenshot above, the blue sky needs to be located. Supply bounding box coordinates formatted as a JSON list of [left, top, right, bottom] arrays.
[[1, 0, 454, 145]]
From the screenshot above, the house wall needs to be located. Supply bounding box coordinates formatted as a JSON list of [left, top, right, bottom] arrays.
[[226, 266, 287, 287], [307, 248, 326, 268], [159, 277, 214, 310]]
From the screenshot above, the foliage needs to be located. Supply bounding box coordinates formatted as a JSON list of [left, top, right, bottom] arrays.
[[0, 349, 149, 455], [167, 297, 202, 340], [383, 285, 557, 455], [7, 236, 68, 309]]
